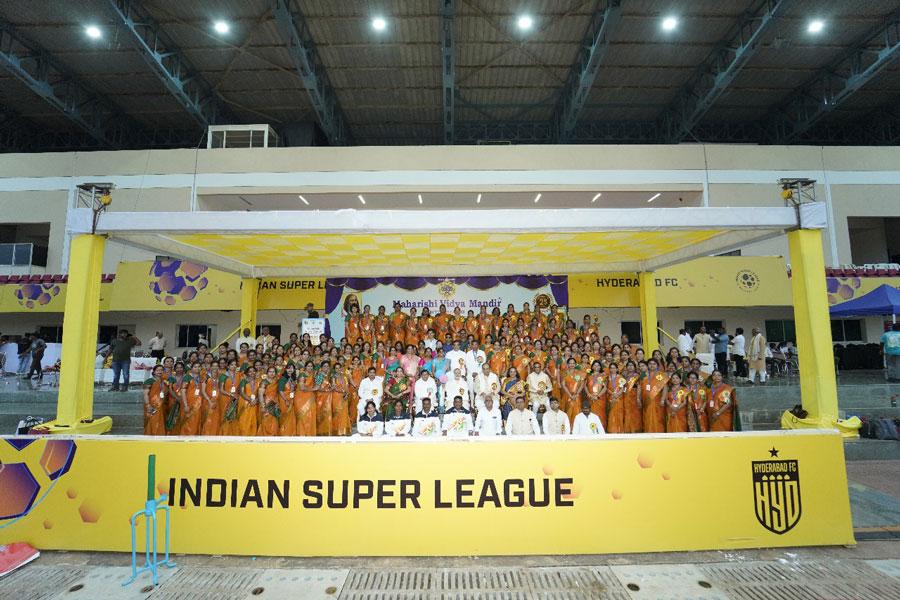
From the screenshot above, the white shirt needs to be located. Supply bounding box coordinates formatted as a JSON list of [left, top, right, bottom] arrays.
[[357, 376, 384, 415], [235, 335, 256, 350], [465, 349, 486, 378], [677, 333, 693, 355], [526, 372, 552, 400], [505, 409, 540, 435], [474, 407, 503, 436], [414, 377, 437, 413], [423, 337, 438, 352], [446, 350, 467, 375], [149, 336, 166, 351], [542, 409, 571, 435], [444, 376, 471, 410], [732, 334, 746, 356], [473, 371, 500, 411], [572, 412, 605, 435]]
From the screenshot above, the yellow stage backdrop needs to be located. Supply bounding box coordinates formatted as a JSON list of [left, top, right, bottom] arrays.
[[568, 256, 794, 308], [0, 432, 853, 556]]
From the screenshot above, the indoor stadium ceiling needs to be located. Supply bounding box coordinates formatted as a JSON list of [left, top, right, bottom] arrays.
[[0, 0, 898, 152]]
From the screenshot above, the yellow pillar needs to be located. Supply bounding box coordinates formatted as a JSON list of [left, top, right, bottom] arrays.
[[788, 229, 839, 425], [240, 278, 259, 338], [639, 272, 659, 354], [40, 234, 112, 434]]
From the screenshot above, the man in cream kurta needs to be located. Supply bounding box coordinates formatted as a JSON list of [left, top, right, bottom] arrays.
[[747, 327, 768, 384], [444, 368, 471, 411], [505, 396, 540, 435], [541, 397, 571, 435], [473, 363, 500, 412], [526, 362, 552, 414], [356, 368, 383, 416]]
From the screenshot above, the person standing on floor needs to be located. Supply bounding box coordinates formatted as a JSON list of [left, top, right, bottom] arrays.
[[747, 327, 767, 385], [677, 329, 693, 356], [108, 330, 141, 391], [148, 331, 167, 361], [711, 327, 730, 378], [731, 328, 746, 380], [692, 326, 712, 355], [16, 333, 32, 375], [881, 323, 900, 382], [26, 332, 47, 381]]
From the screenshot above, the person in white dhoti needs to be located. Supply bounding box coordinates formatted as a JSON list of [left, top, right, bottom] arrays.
[[504, 396, 540, 435], [473, 396, 503, 436], [445, 341, 467, 378], [444, 368, 471, 411], [541, 397, 571, 435], [357, 367, 383, 418], [473, 363, 499, 413], [526, 362, 552, 414], [572, 400, 605, 435], [465, 345, 487, 405]]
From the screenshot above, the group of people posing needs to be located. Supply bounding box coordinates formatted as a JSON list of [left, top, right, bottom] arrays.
[[142, 301, 738, 437]]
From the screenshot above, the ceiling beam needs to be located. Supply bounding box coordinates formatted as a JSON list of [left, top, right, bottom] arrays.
[[767, 6, 900, 143], [0, 18, 144, 148], [555, 0, 623, 142], [272, 0, 352, 145], [660, 0, 790, 143], [441, 0, 456, 144], [105, 0, 234, 129]]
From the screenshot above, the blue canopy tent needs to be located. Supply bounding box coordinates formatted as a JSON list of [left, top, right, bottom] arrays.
[[829, 284, 900, 318]]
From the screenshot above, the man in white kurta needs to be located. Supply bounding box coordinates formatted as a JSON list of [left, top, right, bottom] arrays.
[[505, 396, 540, 435], [444, 368, 471, 410], [541, 397, 571, 435], [526, 362, 552, 414], [473, 396, 503, 436], [472, 363, 500, 413], [413, 369, 437, 413], [465, 346, 487, 404], [357, 368, 383, 416], [445, 341, 467, 377], [572, 400, 605, 435]]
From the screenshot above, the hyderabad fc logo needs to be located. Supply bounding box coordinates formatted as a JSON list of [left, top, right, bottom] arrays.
[[735, 269, 760, 293], [752, 448, 801, 535], [15, 282, 61, 309], [438, 280, 457, 299], [0, 439, 77, 525], [149, 259, 209, 306]]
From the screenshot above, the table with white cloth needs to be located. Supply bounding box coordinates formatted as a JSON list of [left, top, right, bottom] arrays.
[[95, 356, 159, 385]]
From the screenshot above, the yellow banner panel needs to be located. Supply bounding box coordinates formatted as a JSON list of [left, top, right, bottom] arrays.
[[257, 277, 326, 310], [827, 276, 899, 305], [108, 260, 242, 311], [569, 257, 793, 308], [0, 280, 68, 313], [0, 432, 853, 556]]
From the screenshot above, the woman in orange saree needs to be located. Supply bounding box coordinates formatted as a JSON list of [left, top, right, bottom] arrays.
[[418, 306, 435, 342], [331, 363, 351, 436], [449, 307, 465, 340], [277, 364, 297, 436], [374, 305, 390, 347], [663, 372, 689, 433], [404, 307, 420, 347], [604, 362, 627, 433], [685, 371, 710, 432], [219, 361, 241, 436], [586, 360, 607, 426], [314, 361, 333, 436], [622, 361, 643, 433], [389, 304, 407, 346], [464, 309, 479, 341], [348, 356, 365, 423], [295, 361, 317, 436], [179, 363, 204, 436], [257, 366, 280, 436], [433, 304, 451, 339], [707, 369, 736, 432], [512, 345, 530, 380], [545, 349, 562, 410], [488, 341, 509, 377], [199, 363, 221, 435], [477, 306, 493, 344], [641, 358, 668, 433], [142, 365, 167, 436], [345, 305, 362, 345], [562, 358, 586, 425], [164, 362, 186, 436], [237, 366, 260, 436], [359, 304, 375, 346]]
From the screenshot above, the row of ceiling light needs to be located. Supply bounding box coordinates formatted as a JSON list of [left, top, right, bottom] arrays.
[[81, 15, 827, 41], [296, 192, 664, 206]]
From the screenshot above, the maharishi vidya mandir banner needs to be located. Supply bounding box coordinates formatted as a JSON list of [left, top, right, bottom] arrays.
[[0, 431, 853, 556]]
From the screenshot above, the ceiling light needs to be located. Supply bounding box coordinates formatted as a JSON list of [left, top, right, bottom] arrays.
[[417, 194, 423, 205], [807, 20, 824, 34], [357, 194, 366, 205], [476, 193, 482, 204], [85, 25, 102, 39], [591, 193, 602, 203], [372, 17, 387, 31], [517, 15, 533, 30], [213, 20, 230, 34], [298, 195, 309, 206], [647, 193, 661, 203], [534, 193, 542, 203], [661, 16, 678, 31]]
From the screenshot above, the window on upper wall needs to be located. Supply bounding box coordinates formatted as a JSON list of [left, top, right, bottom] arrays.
[[37, 326, 63, 343], [620, 321, 643, 345], [831, 319, 864, 343], [177, 325, 214, 348], [765, 320, 796, 343]]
